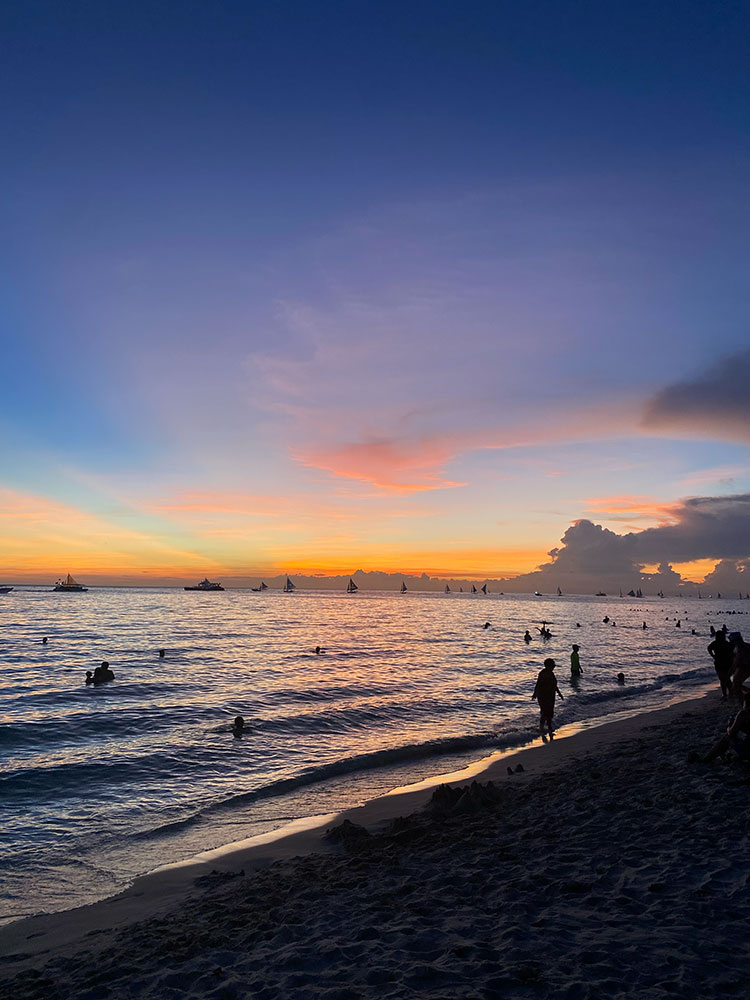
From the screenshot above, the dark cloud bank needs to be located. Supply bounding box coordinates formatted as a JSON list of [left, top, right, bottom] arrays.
[[643, 349, 750, 443]]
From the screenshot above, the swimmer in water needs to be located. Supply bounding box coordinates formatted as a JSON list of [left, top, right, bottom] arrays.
[[314, 646, 324, 654], [42, 637, 48, 644], [159, 648, 165, 658], [575, 622, 581, 628], [603, 616, 610, 623], [643, 622, 647, 629], [93, 661, 115, 684], [617, 672, 625, 685], [524, 630, 532, 643], [232, 716, 245, 737], [85, 671, 94, 685], [482, 622, 491, 629]]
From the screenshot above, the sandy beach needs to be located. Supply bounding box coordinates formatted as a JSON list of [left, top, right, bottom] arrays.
[[2, 692, 748, 999]]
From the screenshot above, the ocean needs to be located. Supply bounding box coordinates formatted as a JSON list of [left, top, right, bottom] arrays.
[[0, 586, 741, 924]]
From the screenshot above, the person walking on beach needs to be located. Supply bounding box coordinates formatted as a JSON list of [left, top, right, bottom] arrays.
[[532, 657, 564, 740], [707, 629, 733, 699]]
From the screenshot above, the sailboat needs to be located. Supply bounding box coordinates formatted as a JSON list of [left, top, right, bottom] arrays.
[[658, 590, 664, 598], [636, 588, 643, 598], [53, 574, 88, 592], [283, 576, 296, 593], [698, 591, 702, 599], [444, 584, 451, 593], [400, 581, 407, 593], [627, 589, 636, 597], [481, 583, 488, 594], [619, 588, 623, 598], [251, 581, 268, 592], [471, 584, 477, 594], [459, 586, 463, 593], [346, 578, 358, 593], [556, 587, 562, 596]]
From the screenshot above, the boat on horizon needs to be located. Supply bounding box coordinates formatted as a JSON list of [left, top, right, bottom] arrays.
[[346, 577, 358, 593], [0, 585, 13, 594], [184, 578, 224, 591], [471, 584, 477, 594], [283, 576, 296, 593], [481, 583, 488, 594], [595, 591, 606, 596], [557, 586, 562, 596], [445, 584, 451, 593], [53, 574, 88, 592], [251, 581, 268, 592], [400, 581, 407, 593], [534, 591, 543, 596]]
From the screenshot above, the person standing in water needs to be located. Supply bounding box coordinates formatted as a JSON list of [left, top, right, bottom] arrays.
[[570, 644, 582, 678], [532, 658, 564, 740]]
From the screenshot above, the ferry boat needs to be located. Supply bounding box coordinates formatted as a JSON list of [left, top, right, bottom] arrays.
[[184, 578, 224, 591], [53, 574, 88, 592]]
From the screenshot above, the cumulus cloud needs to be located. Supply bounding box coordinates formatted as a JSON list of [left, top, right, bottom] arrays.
[[503, 493, 750, 592], [642, 349, 750, 442]]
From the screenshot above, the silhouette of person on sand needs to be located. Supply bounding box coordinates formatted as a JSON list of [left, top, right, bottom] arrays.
[[701, 691, 750, 762], [532, 658, 564, 741], [708, 629, 733, 699]]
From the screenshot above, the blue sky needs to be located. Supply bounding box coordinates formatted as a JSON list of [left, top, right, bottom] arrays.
[[2, 1, 749, 583]]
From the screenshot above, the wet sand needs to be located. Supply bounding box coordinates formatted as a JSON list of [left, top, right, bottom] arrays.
[[2, 692, 748, 999]]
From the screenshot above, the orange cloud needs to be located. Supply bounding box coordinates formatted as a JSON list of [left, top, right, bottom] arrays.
[[583, 494, 679, 526], [295, 436, 467, 494]]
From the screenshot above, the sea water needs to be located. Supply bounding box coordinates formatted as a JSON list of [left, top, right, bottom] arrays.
[[0, 586, 742, 923]]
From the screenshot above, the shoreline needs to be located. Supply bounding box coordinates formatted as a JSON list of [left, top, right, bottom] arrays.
[[0, 686, 720, 976]]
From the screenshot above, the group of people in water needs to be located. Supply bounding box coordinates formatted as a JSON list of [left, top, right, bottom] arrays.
[[706, 626, 750, 701], [85, 661, 115, 685]]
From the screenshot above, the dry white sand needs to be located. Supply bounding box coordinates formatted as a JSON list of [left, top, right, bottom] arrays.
[[2, 692, 748, 999]]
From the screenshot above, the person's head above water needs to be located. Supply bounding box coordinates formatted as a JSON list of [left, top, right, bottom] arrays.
[[543, 657, 556, 670], [617, 672, 625, 684], [101, 661, 109, 669], [233, 716, 244, 730]]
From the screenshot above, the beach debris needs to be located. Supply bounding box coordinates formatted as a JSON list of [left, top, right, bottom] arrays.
[[325, 819, 371, 846]]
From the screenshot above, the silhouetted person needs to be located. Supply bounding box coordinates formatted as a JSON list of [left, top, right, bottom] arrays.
[[159, 648, 165, 658], [232, 715, 245, 738], [314, 646, 323, 654], [575, 622, 581, 628], [603, 616, 609, 623], [570, 644, 582, 677], [707, 631, 733, 700], [701, 691, 750, 762], [676, 620, 681, 628], [730, 636, 750, 701], [643, 622, 647, 630], [85, 671, 94, 685], [482, 622, 491, 629], [42, 637, 48, 644], [524, 630, 532, 643], [93, 661, 115, 684], [532, 658, 564, 740], [616, 672, 625, 685]]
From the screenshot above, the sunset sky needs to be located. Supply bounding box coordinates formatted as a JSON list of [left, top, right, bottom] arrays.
[[2, 1, 749, 585]]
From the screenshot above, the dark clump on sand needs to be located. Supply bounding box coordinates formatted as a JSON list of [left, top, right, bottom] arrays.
[[2, 702, 748, 1000]]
